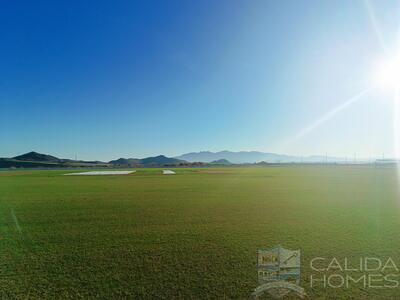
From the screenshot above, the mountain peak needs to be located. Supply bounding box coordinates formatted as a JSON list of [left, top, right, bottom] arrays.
[[13, 151, 60, 162]]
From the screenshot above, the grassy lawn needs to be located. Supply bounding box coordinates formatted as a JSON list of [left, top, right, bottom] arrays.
[[0, 166, 399, 299]]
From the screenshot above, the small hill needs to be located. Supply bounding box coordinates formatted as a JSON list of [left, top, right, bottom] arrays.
[[13, 151, 61, 162], [140, 155, 184, 165], [210, 159, 232, 165], [109, 155, 186, 166], [109, 158, 140, 165]]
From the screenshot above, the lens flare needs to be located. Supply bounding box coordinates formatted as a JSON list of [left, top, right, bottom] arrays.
[[373, 54, 400, 90]]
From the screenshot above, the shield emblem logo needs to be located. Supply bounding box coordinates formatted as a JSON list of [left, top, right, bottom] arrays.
[[253, 245, 304, 299]]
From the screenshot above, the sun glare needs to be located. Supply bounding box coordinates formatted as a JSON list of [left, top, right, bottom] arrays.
[[373, 53, 400, 90]]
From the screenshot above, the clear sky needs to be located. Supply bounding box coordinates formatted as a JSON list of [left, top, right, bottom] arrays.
[[1, 0, 400, 161]]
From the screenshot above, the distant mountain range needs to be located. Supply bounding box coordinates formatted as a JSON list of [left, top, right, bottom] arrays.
[[0, 150, 360, 169], [0, 151, 188, 169], [175, 151, 345, 163], [175, 151, 286, 163]]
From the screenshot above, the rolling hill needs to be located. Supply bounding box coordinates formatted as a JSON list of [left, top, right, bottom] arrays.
[[109, 155, 185, 166], [13, 151, 61, 162], [109, 158, 141, 165], [0, 152, 110, 169]]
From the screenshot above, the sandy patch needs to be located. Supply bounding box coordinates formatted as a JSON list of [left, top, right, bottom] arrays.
[[162, 170, 175, 175], [64, 171, 135, 176]]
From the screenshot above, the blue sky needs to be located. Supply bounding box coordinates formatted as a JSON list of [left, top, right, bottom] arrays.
[[1, 0, 400, 160]]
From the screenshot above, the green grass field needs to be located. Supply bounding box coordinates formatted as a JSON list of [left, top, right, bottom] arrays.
[[1, 166, 400, 299]]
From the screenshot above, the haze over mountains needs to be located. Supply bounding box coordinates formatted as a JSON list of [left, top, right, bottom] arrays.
[[175, 151, 345, 164]]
